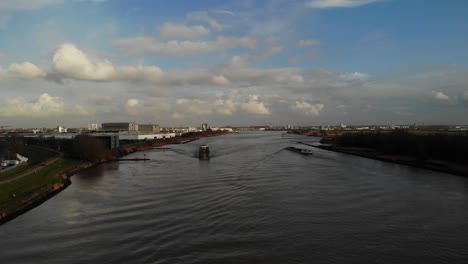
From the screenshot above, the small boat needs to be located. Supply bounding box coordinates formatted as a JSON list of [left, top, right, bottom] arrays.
[[199, 144, 210, 160], [285, 146, 313, 155]]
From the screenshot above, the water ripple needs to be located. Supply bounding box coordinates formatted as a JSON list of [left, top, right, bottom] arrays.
[[2, 132, 468, 263]]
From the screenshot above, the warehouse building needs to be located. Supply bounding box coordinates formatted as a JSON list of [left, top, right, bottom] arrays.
[[101, 122, 138, 132], [138, 124, 160, 133], [93, 134, 120, 149]]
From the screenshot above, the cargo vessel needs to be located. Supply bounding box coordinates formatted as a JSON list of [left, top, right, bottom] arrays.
[[199, 144, 210, 159]]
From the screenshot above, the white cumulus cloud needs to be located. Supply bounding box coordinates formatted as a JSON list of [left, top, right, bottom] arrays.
[[8, 62, 47, 78], [432, 91, 449, 101], [211, 75, 230, 85], [290, 75, 305, 83], [0, 93, 64, 117], [175, 98, 213, 117], [222, 57, 304, 85], [126, 98, 139, 107], [125, 98, 142, 115], [160, 23, 211, 40], [124, 97, 171, 116], [241, 95, 271, 115], [53, 43, 164, 82], [213, 99, 237, 115], [292, 101, 324, 116], [171, 98, 238, 118]]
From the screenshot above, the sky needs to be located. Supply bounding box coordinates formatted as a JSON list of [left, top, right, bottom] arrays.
[[0, 0, 467, 128]]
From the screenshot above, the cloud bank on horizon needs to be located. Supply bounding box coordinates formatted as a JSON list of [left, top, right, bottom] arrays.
[[0, 0, 467, 127]]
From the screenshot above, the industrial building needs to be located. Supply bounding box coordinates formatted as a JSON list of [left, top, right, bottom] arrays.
[[118, 133, 176, 141], [138, 124, 160, 133], [93, 134, 120, 149], [101, 122, 139, 132]]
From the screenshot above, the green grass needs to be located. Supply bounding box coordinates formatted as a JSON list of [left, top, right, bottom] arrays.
[[0, 158, 80, 205], [0, 145, 60, 181], [0, 165, 32, 181]]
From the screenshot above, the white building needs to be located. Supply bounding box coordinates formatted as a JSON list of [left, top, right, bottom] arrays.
[[210, 127, 233, 132], [1, 160, 19, 166], [138, 124, 161, 133], [88, 123, 98, 131], [57, 126, 68, 133], [16, 153, 28, 163], [118, 132, 176, 140]]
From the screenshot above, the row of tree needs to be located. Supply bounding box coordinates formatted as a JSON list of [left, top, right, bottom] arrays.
[[26, 135, 112, 162], [334, 130, 468, 163], [0, 135, 25, 160]]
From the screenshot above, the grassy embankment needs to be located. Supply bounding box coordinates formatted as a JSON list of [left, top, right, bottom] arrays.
[[0, 159, 80, 206], [1, 130, 231, 223], [0, 145, 57, 182], [0, 145, 82, 213]]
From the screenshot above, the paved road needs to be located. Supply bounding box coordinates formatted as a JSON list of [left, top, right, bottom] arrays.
[[0, 146, 63, 185], [0, 157, 62, 185]]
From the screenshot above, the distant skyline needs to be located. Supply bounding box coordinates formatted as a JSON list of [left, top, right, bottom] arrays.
[[0, 0, 467, 127]]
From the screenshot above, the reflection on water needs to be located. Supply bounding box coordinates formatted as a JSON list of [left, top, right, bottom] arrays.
[[1, 132, 468, 264]]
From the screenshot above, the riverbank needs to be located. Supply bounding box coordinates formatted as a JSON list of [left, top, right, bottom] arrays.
[[0, 160, 93, 225], [304, 142, 468, 177], [0, 131, 230, 225]]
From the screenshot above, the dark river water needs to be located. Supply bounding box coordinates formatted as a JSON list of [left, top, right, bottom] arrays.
[[1, 132, 468, 263]]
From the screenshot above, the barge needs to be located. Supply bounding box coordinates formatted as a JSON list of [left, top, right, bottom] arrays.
[[199, 144, 210, 160]]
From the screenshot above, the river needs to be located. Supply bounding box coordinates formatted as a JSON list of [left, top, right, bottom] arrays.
[[1, 131, 467, 263]]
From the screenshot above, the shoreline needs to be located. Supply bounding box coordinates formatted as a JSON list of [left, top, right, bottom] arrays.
[[0, 131, 229, 225], [0, 163, 92, 225], [303, 142, 468, 177]]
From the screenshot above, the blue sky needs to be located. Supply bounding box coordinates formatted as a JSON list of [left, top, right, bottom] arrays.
[[0, 0, 467, 127]]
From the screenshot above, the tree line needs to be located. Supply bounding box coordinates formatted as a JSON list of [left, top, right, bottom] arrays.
[[25, 135, 112, 162], [334, 130, 468, 163]]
